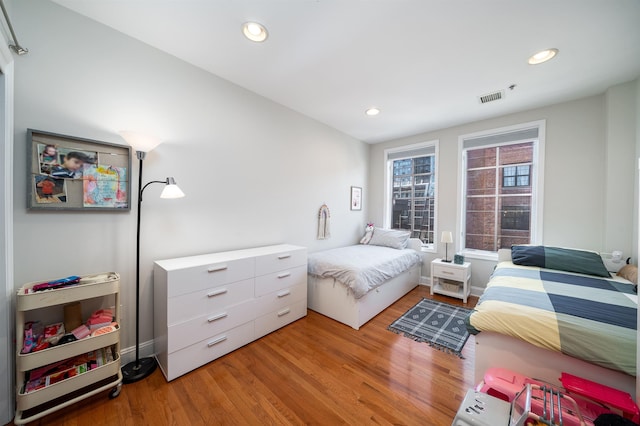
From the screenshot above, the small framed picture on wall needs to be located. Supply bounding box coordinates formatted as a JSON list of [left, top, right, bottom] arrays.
[[350, 186, 362, 211]]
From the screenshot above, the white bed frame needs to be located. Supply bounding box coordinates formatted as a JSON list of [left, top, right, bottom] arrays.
[[307, 239, 422, 330], [475, 249, 637, 399], [475, 332, 636, 399]]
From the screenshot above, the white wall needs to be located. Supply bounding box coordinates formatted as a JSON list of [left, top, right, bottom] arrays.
[[0, 65, 15, 426], [369, 91, 638, 289], [604, 80, 637, 259], [635, 77, 640, 406], [11, 0, 368, 355], [0, 10, 15, 421]]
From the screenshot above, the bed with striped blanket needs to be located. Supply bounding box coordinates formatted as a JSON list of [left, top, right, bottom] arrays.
[[467, 261, 637, 376]]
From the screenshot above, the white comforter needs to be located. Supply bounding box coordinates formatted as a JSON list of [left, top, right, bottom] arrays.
[[307, 245, 422, 299]]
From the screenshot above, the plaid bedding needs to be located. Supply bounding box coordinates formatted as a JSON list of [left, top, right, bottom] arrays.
[[467, 262, 637, 376]]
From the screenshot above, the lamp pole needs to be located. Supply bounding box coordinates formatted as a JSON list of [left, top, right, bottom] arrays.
[[121, 151, 158, 383], [118, 131, 184, 384]]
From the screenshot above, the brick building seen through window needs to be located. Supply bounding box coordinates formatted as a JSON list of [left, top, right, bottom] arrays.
[[465, 142, 533, 252], [391, 155, 435, 245]]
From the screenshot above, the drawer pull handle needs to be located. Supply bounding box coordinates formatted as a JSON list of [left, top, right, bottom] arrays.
[[207, 313, 228, 323], [277, 272, 291, 279], [277, 290, 291, 298], [277, 254, 291, 260], [441, 271, 454, 275], [208, 265, 228, 273], [277, 308, 291, 317], [207, 289, 228, 298], [207, 336, 227, 347]]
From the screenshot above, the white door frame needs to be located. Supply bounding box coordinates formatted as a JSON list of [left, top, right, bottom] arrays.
[[0, 27, 15, 424]]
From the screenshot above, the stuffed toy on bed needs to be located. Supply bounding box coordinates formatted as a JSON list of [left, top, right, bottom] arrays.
[[360, 223, 374, 244]]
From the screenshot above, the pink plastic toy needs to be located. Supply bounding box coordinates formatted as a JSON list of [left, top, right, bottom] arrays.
[[476, 368, 640, 426]]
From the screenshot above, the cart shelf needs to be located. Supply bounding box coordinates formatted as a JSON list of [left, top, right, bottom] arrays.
[[17, 328, 120, 372], [14, 272, 122, 425]]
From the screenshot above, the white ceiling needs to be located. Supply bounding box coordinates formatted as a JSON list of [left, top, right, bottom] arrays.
[[52, 0, 640, 143]]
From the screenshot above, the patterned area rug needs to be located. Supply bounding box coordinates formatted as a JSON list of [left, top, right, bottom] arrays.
[[388, 298, 472, 358]]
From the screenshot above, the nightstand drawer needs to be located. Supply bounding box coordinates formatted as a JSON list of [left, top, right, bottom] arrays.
[[433, 264, 465, 281]]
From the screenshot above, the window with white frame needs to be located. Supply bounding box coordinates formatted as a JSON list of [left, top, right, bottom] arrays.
[[384, 141, 438, 248], [460, 123, 544, 256]]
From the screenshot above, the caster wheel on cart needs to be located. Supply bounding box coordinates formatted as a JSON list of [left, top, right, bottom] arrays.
[[109, 384, 122, 399]]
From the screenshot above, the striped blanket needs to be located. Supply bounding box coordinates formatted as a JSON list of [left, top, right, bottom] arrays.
[[467, 262, 637, 376]]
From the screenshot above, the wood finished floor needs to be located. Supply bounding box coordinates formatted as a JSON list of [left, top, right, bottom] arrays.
[[18, 287, 478, 426]]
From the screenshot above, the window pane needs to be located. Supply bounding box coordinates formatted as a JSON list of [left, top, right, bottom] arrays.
[[498, 142, 533, 165], [464, 138, 536, 253], [467, 169, 496, 196], [499, 197, 531, 249], [503, 166, 516, 177], [467, 147, 496, 168], [465, 196, 496, 251], [390, 155, 436, 245]]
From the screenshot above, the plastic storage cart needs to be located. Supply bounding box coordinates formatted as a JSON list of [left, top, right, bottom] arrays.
[[14, 273, 122, 424]]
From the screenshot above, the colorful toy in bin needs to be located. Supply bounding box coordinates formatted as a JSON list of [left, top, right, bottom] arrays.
[[476, 368, 640, 426], [560, 373, 639, 424]]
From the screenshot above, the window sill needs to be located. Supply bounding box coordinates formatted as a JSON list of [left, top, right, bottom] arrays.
[[461, 250, 499, 262]]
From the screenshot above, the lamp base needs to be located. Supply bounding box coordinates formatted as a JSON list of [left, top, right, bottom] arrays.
[[121, 356, 157, 384], [441, 259, 452, 263]]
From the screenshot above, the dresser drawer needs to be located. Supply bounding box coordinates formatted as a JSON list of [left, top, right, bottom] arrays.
[[254, 282, 307, 318], [164, 321, 254, 381], [255, 299, 306, 339], [165, 257, 254, 297], [255, 265, 307, 297], [432, 264, 466, 281], [168, 278, 254, 325], [255, 248, 306, 276], [167, 298, 256, 353]]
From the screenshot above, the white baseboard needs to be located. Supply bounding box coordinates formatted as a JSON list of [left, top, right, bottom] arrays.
[[419, 276, 430, 286], [120, 339, 155, 365]]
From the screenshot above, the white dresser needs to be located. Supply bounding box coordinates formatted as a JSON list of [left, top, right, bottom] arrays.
[[154, 244, 307, 381]]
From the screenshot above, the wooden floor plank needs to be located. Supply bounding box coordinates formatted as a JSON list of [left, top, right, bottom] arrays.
[[15, 286, 478, 426]]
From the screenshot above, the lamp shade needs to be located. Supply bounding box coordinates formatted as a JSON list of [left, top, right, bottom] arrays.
[[160, 177, 185, 199], [441, 231, 453, 244], [119, 131, 162, 153]]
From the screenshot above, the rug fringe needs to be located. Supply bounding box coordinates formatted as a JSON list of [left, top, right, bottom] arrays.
[[387, 326, 466, 359]]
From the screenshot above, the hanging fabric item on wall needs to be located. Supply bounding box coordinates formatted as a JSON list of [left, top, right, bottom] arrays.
[[317, 204, 331, 240]]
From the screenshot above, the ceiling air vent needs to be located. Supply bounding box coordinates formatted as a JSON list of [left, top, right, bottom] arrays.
[[478, 90, 504, 104]]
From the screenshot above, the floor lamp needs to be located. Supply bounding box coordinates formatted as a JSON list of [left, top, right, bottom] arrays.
[[120, 132, 185, 384]]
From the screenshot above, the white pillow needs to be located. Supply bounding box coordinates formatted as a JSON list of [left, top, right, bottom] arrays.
[[368, 228, 411, 250]]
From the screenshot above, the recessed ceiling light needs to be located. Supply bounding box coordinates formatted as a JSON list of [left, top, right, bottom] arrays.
[[242, 22, 268, 42], [528, 48, 559, 65], [365, 107, 380, 116]]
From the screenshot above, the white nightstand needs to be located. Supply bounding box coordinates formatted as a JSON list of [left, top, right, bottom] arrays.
[[431, 258, 472, 303]]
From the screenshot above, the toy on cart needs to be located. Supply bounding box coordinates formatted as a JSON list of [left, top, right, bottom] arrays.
[[476, 368, 640, 426], [452, 384, 587, 426]]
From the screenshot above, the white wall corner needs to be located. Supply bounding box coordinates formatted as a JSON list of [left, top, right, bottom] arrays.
[[419, 275, 430, 286], [470, 286, 484, 298]]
